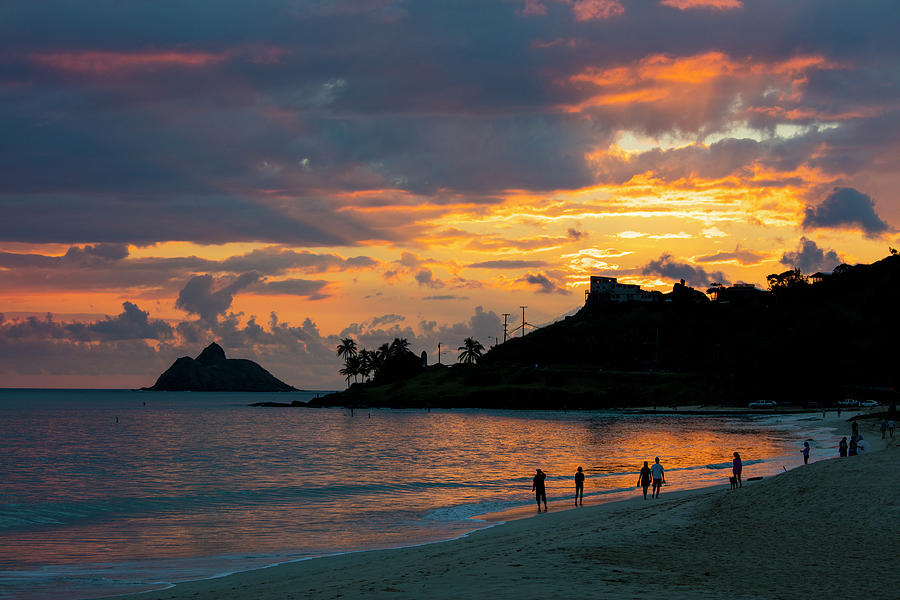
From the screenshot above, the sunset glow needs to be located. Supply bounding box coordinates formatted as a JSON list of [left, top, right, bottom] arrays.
[[2, 1, 898, 388]]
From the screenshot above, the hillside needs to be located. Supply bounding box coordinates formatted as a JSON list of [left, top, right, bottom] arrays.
[[311, 254, 900, 409]]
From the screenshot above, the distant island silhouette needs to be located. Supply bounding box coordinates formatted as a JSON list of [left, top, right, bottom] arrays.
[[143, 342, 297, 392], [310, 252, 900, 410]]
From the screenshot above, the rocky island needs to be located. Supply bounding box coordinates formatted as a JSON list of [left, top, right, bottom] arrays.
[[143, 342, 297, 392]]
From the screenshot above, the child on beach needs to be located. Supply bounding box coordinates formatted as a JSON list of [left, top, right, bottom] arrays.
[[637, 461, 652, 499], [532, 469, 548, 512], [574, 467, 584, 506], [651, 457, 665, 498], [801, 441, 810, 464], [732, 452, 742, 487]]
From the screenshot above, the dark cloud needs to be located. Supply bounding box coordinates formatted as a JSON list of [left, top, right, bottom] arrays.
[[414, 268, 445, 288], [0, 246, 373, 294], [780, 237, 842, 274], [423, 295, 470, 300], [175, 273, 261, 322], [642, 254, 729, 287], [519, 272, 570, 294], [253, 278, 331, 299], [0, 302, 172, 343], [468, 260, 548, 269], [86, 302, 174, 340], [803, 187, 892, 237], [567, 228, 586, 241], [3, 1, 897, 246]]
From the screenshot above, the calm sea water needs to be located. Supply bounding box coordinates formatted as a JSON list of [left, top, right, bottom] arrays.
[[0, 389, 838, 599]]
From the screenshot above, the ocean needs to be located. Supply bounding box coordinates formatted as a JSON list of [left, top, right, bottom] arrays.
[[0, 389, 838, 599]]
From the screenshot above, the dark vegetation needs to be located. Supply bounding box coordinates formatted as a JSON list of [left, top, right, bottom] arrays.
[[311, 253, 900, 409]]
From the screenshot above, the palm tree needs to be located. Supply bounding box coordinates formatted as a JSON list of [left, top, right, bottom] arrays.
[[457, 337, 485, 365], [336, 337, 358, 360], [389, 337, 411, 357], [340, 354, 361, 387], [358, 349, 375, 381]]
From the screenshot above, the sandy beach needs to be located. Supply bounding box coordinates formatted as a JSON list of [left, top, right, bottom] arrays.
[[118, 417, 898, 600]]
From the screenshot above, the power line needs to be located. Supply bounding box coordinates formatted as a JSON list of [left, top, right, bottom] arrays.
[[510, 305, 536, 338]]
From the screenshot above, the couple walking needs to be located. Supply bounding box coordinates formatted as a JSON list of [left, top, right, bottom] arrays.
[[637, 457, 666, 499]]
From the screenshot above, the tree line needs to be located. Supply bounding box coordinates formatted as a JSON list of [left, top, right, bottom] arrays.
[[335, 336, 485, 387]]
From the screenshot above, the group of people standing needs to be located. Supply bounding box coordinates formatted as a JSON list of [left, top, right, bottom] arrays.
[[531, 456, 671, 512], [838, 420, 880, 457]]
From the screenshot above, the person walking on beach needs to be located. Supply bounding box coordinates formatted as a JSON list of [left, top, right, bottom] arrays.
[[801, 441, 810, 465], [881, 419, 888, 439], [848, 436, 858, 456], [839, 437, 848, 457], [889, 420, 895, 438], [532, 468, 548, 512], [574, 466, 585, 506], [637, 461, 652, 499], [732, 452, 742, 488], [651, 456, 665, 498]]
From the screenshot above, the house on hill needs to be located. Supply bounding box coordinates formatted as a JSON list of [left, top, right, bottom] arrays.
[[585, 276, 662, 305]]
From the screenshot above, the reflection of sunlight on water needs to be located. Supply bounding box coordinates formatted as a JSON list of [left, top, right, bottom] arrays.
[[0, 391, 838, 599]]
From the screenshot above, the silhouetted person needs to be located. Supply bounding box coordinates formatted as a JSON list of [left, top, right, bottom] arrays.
[[837, 407, 841, 417], [637, 461, 652, 499], [801, 441, 810, 465], [651, 456, 665, 498], [532, 469, 547, 512], [574, 466, 584, 506], [889, 420, 895, 438], [732, 452, 742, 487], [848, 436, 858, 456], [881, 419, 888, 439], [857, 436, 869, 455], [839, 437, 848, 457]]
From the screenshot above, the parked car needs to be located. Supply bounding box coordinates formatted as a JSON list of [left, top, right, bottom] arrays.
[[836, 399, 859, 407], [859, 399, 880, 408], [748, 400, 777, 408]]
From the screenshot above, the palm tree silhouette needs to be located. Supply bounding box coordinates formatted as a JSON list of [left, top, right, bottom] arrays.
[[389, 337, 411, 357], [358, 349, 375, 381], [457, 337, 485, 364], [340, 354, 361, 387], [336, 337, 358, 360]]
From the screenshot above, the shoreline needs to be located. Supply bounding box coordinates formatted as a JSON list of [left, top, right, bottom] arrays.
[[112, 415, 895, 600]]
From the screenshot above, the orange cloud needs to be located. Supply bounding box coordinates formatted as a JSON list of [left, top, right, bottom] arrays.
[[29, 49, 230, 74], [571, 0, 624, 21], [661, 0, 742, 10], [562, 51, 839, 114], [28, 46, 286, 75]]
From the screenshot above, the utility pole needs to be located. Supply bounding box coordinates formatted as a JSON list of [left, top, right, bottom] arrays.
[[437, 342, 442, 365], [502, 313, 511, 343], [510, 306, 536, 338], [520, 305, 527, 338]]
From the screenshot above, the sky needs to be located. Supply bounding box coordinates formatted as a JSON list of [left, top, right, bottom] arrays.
[[1, 0, 899, 389]]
